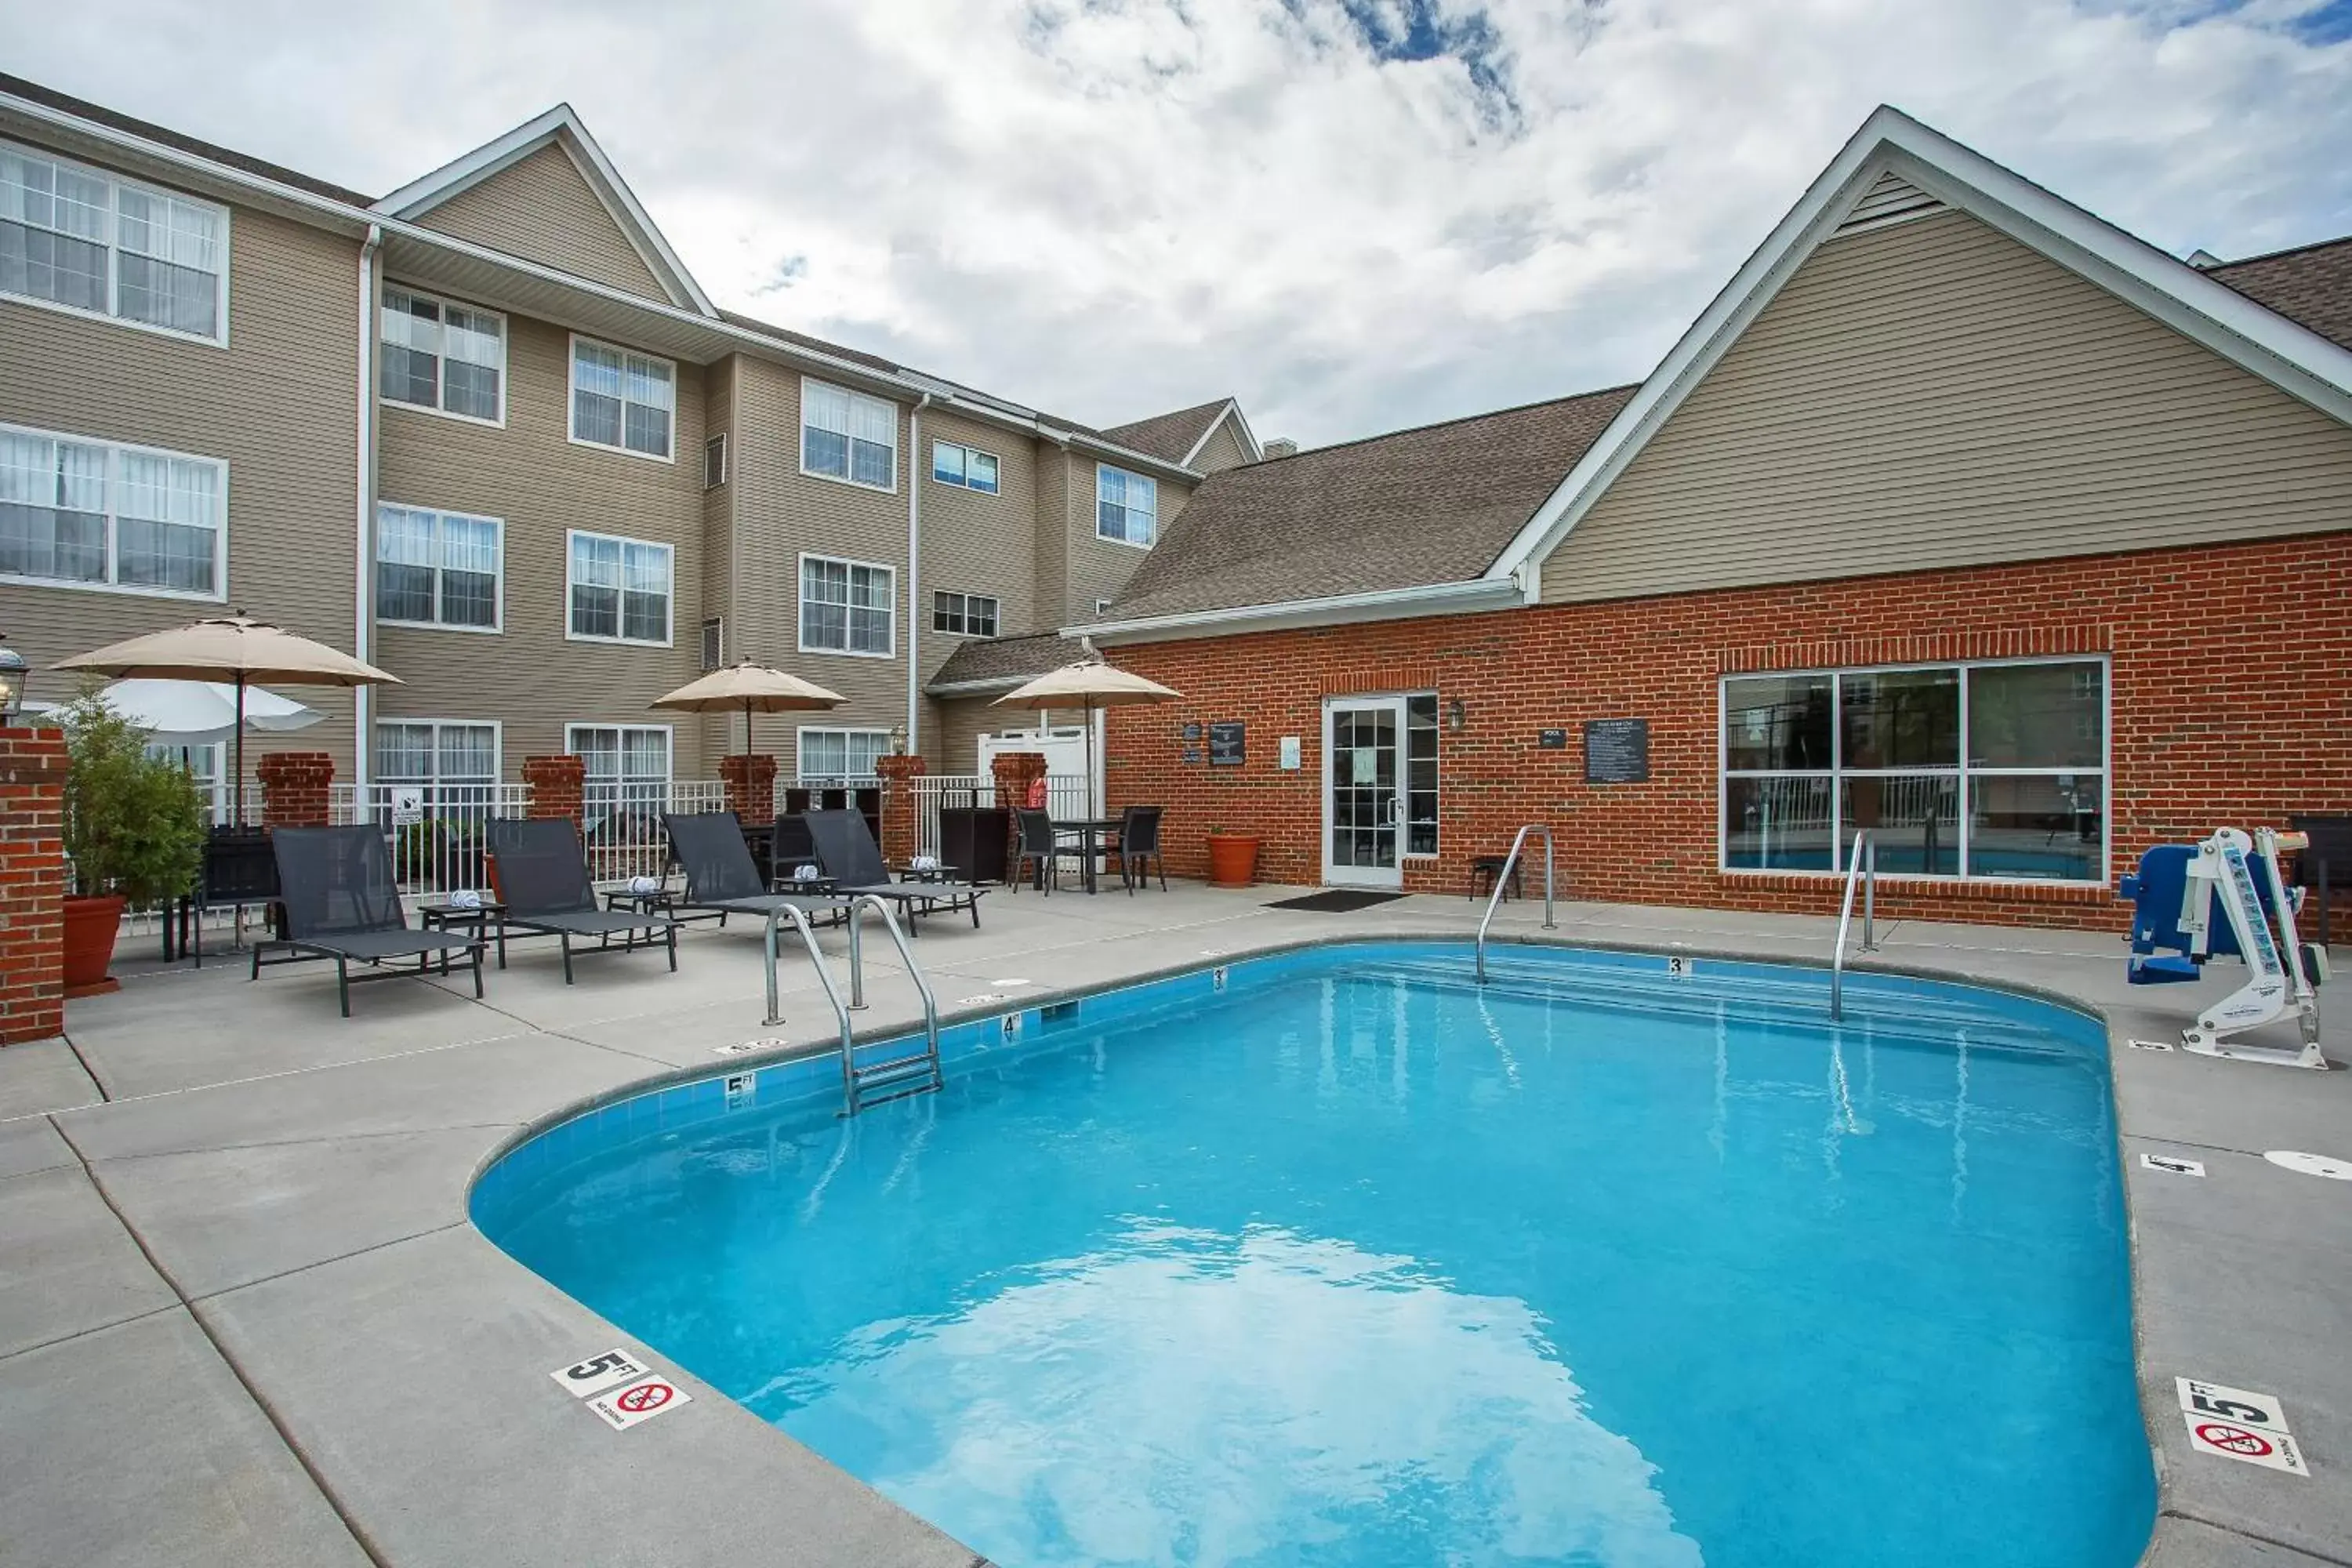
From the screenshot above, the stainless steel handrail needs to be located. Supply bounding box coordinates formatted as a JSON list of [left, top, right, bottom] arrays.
[[1474, 823, 1559, 984], [760, 904, 853, 1062], [850, 895, 942, 1064], [1830, 830, 1874, 1022]]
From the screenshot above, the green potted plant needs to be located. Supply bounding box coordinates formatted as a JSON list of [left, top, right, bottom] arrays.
[[59, 689, 205, 993]]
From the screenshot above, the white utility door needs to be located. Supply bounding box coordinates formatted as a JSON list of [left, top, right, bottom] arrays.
[[978, 722, 1102, 813], [1323, 696, 1406, 887]]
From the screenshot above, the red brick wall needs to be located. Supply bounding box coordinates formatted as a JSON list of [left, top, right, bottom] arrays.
[[256, 751, 334, 829], [1104, 534, 2352, 930], [0, 727, 68, 1045]]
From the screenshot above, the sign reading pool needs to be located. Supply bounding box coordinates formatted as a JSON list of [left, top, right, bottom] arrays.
[[475, 942, 2154, 1568]]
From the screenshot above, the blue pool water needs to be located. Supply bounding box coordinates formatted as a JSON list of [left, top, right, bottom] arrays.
[[474, 942, 2154, 1568]]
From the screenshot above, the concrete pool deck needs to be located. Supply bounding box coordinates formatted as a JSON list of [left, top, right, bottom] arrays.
[[0, 882, 2345, 1568]]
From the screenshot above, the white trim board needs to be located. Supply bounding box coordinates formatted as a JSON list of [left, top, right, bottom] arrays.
[[1486, 104, 2352, 593], [373, 103, 714, 318], [1178, 398, 1263, 466]]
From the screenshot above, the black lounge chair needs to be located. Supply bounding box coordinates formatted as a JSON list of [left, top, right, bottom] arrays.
[[259, 825, 484, 1016], [662, 811, 852, 929], [804, 808, 985, 933], [486, 818, 678, 985]]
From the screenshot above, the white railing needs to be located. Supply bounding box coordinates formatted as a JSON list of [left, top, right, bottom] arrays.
[[909, 772, 1094, 860], [332, 782, 532, 897], [579, 779, 724, 888]]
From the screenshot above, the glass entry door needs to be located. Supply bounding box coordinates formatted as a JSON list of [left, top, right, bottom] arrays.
[[1323, 697, 1405, 887]]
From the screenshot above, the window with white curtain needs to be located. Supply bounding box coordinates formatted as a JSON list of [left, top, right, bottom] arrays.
[[566, 725, 672, 786], [568, 531, 672, 644], [931, 441, 1000, 494], [569, 336, 674, 459], [799, 554, 895, 656], [1096, 464, 1157, 546], [0, 423, 223, 597], [1, 139, 227, 342], [380, 286, 504, 422], [376, 504, 501, 630], [375, 720, 499, 790], [801, 379, 898, 489], [797, 728, 891, 779]]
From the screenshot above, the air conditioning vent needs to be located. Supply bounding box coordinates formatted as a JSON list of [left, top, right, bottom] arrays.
[[702, 433, 728, 491], [1835, 170, 1944, 235], [700, 617, 723, 672]]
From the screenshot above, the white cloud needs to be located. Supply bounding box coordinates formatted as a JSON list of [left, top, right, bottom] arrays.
[[5, 0, 2348, 444]]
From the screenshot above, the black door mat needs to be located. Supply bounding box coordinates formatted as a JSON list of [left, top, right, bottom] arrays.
[[1263, 890, 1406, 913]]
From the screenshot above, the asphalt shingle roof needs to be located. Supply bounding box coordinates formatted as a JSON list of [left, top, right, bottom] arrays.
[[1098, 399, 1234, 464], [1105, 386, 1638, 620], [2206, 236, 2352, 353], [0, 72, 375, 205], [930, 632, 1087, 690]]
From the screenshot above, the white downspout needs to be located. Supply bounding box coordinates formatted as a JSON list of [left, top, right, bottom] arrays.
[[354, 223, 381, 788], [905, 391, 933, 756]]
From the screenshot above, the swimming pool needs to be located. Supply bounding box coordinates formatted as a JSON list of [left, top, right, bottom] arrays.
[[474, 941, 2155, 1568]]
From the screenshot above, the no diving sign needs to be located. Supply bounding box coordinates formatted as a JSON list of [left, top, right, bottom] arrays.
[[2177, 1377, 2308, 1476], [589, 1374, 691, 1431]]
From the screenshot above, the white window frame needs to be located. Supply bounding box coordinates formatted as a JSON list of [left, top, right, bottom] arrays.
[[566, 333, 677, 463], [797, 550, 897, 659], [377, 283, 507, 427], [564, 723, 674, 784], [931, 439, 1001, 495], [0, 419, 228, 601], [0, 136, 231, 348], [564, 528, 675, 648], [374, 502, 504, 634], [799, 376, 899, 493], [1716, 654, 2111, 887], [794, 726, 894, 780], [931, 590, 999, 637], [372, 718, 503, 786], [1095, 463, 1157, 548]]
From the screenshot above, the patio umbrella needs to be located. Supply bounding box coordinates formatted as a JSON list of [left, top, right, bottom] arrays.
[[98, 679, 325, 748], [649, 659, 845, 755], [56, 613, 400, 829], [992, 642, 1181, 817]]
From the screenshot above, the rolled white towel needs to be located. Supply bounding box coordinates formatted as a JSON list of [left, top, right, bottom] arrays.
[[627, 875, 661, 895], [909, 854, 939, 872], [448, 888, 483, 910], [793, 864, 822, 882]]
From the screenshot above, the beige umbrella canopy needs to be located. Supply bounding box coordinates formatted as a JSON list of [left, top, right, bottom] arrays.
[[56, 613, 401, 829], [651, 659, 845, 755], [993, 645, 1181, 815]]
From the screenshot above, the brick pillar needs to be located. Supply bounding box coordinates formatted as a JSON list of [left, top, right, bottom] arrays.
[[720, 753, 777, 823], [0, 727, 69, 1046], [990, 750, 1049, 875], [521, 754, 586, 833], [256, 751, 334, 829], [876, 753, 926, 865]]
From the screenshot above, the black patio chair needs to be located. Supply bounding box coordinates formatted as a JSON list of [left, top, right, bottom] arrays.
[[804, 808, 986, 932], [768, 813, 822, 887], [486, 818, 677, 985], [662, 811, 851, 929], [1013, 807, 1076, 894], [1113, 805, 1167, 894], [260, 825, 483, 1017]]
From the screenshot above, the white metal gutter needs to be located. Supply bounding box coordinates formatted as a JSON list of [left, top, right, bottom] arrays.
[[904, 392, 932, 753], [1069, 576, 1521, 645], [354, 223, 382, 786]]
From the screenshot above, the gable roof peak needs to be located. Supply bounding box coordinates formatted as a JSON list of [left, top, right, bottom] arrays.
[[372, 103, 714, 317]]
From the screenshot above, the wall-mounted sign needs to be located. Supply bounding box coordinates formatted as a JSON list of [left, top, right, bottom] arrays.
[[1181, 748, 1203, 764], [1583, 719, 1650, 783], [1537, 728, 1568, 750], [1209, 722, 1246, 766], [1180, 721, 1203, 742], [390, 785, 426, 826], [1278, 735, 1301, 771]]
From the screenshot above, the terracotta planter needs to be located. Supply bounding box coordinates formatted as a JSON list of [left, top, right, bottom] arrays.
[[62, 894, 125, 996], [1205, 833, 1261, 887]]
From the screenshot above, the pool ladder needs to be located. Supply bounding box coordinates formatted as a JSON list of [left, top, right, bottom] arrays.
[[1474, 823, 1559, 984], [760, 895, 943, 1116], [1829, 831, 1879, 1022]]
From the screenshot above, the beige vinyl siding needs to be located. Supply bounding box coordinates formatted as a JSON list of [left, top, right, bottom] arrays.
[[412, 144, 670, 304], [1032, 447, 1069, 631], [0, 187, 362, 773], [920, 411, 1039, 691], [1541, 209, 2352, 603], [1064, 453, 1193, 624], [375, 311, 708, 775], [728, 360, 910, 774], [931, 695, 1000, 774], [1191, 415, 1252, 474]]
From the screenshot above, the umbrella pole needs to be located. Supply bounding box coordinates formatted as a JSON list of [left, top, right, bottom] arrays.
[[232, 673, 247, 831]]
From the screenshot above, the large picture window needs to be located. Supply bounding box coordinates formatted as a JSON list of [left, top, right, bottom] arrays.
[[799, 554, 895, 656], [376, 720, 499, 795], [568, 531, 672, 645], [566, 724, 672, 788], [376, 503, 501, 630], [1721, 658, 2106, 883], [0, 423, 223, 597], [570, 336, 674, 459], [802, 379, 898, 489], [1, 140, 227, 343], [797, 727, 891, 779], [380, 286, 505, 423]]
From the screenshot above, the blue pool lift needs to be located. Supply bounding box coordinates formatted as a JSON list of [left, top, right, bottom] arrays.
[[2118, 827, 2328, 1069]]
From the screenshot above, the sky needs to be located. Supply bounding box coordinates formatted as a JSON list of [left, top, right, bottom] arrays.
[[5, 0, 2350, 447]]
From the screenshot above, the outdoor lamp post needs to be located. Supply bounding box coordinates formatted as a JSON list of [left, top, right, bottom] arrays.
[[0, 636, 27, 724], [890, 721, 909, 756]]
